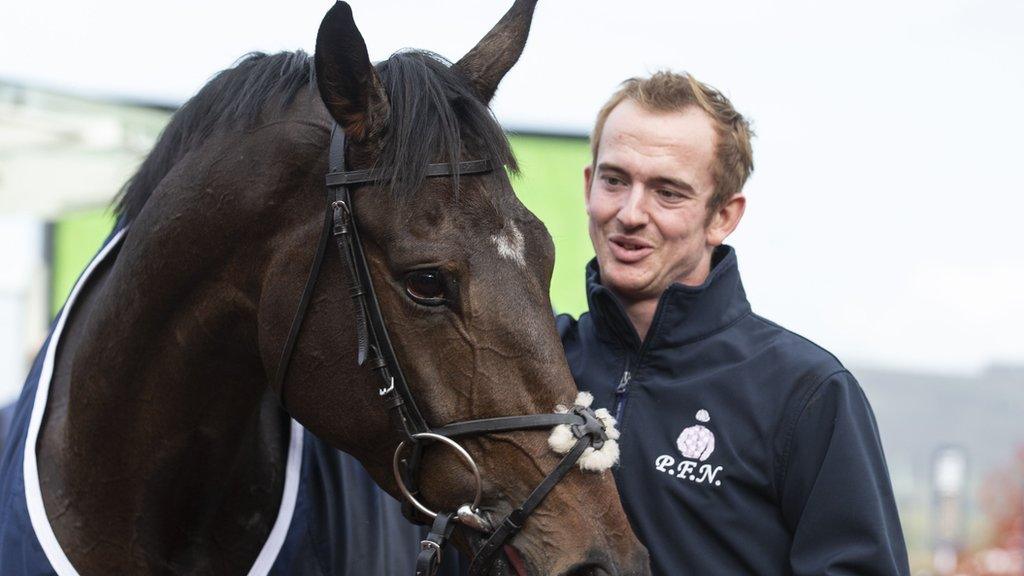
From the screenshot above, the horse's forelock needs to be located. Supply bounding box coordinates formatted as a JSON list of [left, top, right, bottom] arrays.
[[372, 50, 519, 204]]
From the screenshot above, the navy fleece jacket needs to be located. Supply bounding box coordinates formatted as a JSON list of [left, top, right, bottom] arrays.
[[557, 246, 909, 576]]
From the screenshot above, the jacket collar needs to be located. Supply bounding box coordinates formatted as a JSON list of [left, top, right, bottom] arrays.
[[584, 245, 751, 351]]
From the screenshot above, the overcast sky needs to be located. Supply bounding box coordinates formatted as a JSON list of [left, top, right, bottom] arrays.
[[3, 0, 1023, 374]]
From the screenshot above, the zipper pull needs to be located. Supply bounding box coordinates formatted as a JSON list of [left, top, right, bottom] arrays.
[[616, 370, 631, 394], [614, 370, 632, 420]]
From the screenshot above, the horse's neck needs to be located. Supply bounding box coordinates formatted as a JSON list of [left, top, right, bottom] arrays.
[[37, 150, 296, 573]]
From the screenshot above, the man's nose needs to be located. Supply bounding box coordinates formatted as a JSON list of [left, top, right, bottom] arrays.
[[616, 186, 649, 229]]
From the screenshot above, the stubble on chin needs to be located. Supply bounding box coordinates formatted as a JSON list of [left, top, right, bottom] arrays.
[[601, 261, 662, 303]]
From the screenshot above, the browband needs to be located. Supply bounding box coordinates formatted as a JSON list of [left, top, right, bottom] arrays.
[[326, 159, 493, 186]]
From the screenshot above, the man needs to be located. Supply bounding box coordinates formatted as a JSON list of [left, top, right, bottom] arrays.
[[557, 72, 910, 575]]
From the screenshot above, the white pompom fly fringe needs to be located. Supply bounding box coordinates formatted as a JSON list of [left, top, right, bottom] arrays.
[[547, 391, 621, 472]]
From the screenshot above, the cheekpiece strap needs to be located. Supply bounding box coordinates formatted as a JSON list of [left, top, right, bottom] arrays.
[[323, 124, 498, 440], [326, 126, 431, 438], [415, 513, 457, 576]]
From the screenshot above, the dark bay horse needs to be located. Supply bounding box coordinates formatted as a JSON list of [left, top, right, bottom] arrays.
[[0, 1, 648, 575]]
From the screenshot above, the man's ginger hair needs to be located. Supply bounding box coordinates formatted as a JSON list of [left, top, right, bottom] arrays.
[[591, 71, 754, 220]]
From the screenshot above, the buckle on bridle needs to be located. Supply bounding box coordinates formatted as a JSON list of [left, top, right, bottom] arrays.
[[419, 539, 441, 557], [331, 199, 352, 237]]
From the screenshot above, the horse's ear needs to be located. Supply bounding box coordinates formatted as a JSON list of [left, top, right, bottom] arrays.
[[452, 0, 539, 104], [314, 1, 389, 141]]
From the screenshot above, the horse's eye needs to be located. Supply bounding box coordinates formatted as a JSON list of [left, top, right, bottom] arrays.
[[404, 270, 446, 306]]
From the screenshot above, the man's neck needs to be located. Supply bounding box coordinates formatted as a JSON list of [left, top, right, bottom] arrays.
[[615, 252, 715, 343], [622, 298, 660, 342]]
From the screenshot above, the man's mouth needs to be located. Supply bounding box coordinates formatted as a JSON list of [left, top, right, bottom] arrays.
[[608, 235, 654, 263]]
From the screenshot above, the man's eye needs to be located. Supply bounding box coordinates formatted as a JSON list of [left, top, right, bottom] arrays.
[[404, 270, 447, 306], [604, 176, 625, 187], [658, 189, 683, 200]]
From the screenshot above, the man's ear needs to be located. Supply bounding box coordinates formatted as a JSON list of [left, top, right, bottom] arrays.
[[584, 164, 594, 208], [706, 193, 746, 246]]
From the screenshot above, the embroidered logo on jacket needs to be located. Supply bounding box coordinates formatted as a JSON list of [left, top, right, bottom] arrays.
[[653, 409, 724, 487]]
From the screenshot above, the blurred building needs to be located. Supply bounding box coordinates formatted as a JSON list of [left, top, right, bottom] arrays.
[[0, 81, 167, 405]]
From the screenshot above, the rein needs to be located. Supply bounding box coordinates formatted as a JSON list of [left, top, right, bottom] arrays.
[[274, 125, 615, 576]]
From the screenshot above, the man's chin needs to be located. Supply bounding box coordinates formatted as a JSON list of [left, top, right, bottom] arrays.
[[594, 255, 657, 294], [600, 272, 659, 303]]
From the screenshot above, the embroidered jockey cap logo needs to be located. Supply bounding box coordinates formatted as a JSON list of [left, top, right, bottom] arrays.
[[676, 409, 715, 462], [654, 408, 724, 487]]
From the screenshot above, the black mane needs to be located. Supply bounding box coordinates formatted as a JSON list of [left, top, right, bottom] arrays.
[[115, 49, 518, 224], [115, 51, 313, 223]]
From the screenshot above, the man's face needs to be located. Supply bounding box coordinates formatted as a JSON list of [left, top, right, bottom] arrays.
[[585, 100, 726, 302]]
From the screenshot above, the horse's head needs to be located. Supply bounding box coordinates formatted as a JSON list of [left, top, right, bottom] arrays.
[[267, 2, 649, 574]]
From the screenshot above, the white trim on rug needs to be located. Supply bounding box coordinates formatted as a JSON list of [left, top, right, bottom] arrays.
[[247, 419, 303, 576], [22, 229, 303, 575]]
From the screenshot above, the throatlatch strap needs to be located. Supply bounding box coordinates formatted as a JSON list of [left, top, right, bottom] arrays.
[[272, 208, 332, 410]]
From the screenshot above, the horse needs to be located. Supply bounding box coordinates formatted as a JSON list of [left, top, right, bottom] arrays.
[[0, 1, 650, 575]]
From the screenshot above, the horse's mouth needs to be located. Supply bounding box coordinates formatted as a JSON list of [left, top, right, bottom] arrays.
[[464, 531, 532, 576], [487, 546, 531, 576], [503, 544, 530, 576]]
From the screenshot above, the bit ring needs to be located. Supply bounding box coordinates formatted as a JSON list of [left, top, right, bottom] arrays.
[[392, 432, 483, 519]]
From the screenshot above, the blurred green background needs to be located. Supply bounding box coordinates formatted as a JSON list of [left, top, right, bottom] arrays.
[[50, 134, 596, 319]]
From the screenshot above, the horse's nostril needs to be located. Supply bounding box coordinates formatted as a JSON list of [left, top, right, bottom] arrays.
[[564, 564, 614, 576]]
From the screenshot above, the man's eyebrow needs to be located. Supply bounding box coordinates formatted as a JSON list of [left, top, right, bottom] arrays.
[[596, 162, 628, 176], [597, 162, 695, 193], [649, 175, 695, 193]]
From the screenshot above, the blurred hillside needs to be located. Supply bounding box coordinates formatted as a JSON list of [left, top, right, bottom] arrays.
[[858, 364, 1024, 568], [860, 364, 1024, 492]]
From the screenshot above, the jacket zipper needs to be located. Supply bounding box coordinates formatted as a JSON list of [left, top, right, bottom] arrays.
[[607, 288, 669, 424], [613, 358, 632, 419]]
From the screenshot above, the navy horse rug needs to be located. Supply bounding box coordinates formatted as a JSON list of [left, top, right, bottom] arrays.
[[0, 227, 464, 575]]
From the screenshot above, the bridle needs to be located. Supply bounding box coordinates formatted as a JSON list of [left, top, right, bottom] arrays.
[[273, 125, 615, 576]]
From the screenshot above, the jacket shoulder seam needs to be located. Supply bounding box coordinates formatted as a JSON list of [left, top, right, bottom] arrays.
[[748, 313, 847, 369], [773, 368, 852, 502]]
